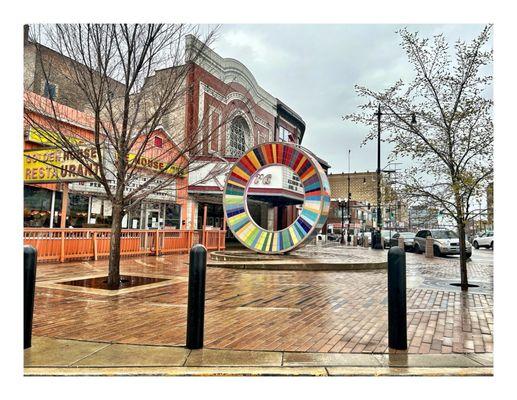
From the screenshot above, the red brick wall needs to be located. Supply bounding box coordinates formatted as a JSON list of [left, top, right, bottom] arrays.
[[186, 64, 275, 160]]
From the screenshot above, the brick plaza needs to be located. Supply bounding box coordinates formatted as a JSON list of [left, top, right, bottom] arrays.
[[31, 247, 493, 354]]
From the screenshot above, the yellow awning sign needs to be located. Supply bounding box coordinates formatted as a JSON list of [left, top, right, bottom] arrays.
[[127, 153, 187, 177], [24, 147, 99, 183], [27, 126, 83, 146]]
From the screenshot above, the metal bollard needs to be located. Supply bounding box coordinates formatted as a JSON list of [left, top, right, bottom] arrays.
[[186, 244, 207, 349], [372, 231, 383, 250], [388, 246, 407, 350], [24, 245, 37, 349]]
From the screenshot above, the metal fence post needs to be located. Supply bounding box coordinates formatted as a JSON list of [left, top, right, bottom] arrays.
[[186, 244, 207, 349], [388, 246, 407, 350], [24, 245, 37, 349]]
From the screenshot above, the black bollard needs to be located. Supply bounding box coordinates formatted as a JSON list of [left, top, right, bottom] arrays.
[[186, 244, 207, 349], [372, 230, 382, 250], [24, 245, 37, 349], [387, 246, 407, 350]]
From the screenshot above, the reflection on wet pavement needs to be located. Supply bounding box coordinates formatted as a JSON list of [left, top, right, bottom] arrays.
[[31, 247, 493, 354]]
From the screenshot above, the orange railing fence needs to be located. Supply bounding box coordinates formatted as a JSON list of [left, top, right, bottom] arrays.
[[23, 228, 226, 263]]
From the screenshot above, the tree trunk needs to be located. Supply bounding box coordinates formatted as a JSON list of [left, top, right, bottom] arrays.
[[452, 180, 469, 291], [107, 201, 124, 289], [457, 220, 469, 291]]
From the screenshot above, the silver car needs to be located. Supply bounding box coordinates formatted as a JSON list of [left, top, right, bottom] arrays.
[[389, 232, 416, 251], [413, 229, 472, 258]]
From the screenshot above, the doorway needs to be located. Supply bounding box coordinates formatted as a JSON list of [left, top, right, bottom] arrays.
[[146, 210, 160, 229]]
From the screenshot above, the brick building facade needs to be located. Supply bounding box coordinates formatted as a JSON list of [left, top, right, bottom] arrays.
[[23, 28, 323, 235], [23, 27, 187, 230], [328, 171, 408, 231], [178, 35, 312, 233]]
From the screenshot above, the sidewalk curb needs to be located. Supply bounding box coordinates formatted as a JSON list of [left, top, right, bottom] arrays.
[[24, 366, 493, 377], [24, 336, 493, 376]]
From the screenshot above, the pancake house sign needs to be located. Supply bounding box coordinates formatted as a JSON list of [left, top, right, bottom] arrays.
[[24, 147, 99, 183], [127, 154, 186, 177]]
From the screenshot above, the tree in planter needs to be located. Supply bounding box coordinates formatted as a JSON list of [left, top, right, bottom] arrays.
[[24, 24, 242, 288], [345, 26, 493, 291]]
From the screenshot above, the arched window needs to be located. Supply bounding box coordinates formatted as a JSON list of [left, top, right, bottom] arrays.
[[228, 116, 249, 157]]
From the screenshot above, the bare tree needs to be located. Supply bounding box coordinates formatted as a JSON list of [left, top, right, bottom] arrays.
[[24, 24, 247, 288], [345, 26, 493, 290]]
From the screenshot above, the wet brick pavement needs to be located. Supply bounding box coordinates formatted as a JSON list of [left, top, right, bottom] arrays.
[[31, 247, 493, 354]]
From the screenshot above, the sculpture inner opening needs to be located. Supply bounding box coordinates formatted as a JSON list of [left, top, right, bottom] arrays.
[[246, 165, 304, 231]]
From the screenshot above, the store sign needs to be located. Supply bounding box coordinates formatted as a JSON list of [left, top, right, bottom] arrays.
[[253, 173, 272, 185], [24, 146, 99, 183], [69, 174, 177, 203], [27, 126, 83, 146], [249, 165, 304, 195], [127, 153, 186, 177]]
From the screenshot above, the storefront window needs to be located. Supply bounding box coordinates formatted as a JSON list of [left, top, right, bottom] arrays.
[[197, 203, 223, 229], [88, 198, 112, 228], [24, 186, 52, 227], [165, 204, 181, 228], [67, 194, 89, 228]]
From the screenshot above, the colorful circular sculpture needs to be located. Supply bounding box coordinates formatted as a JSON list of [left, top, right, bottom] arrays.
[[223, 142, 331, 254]]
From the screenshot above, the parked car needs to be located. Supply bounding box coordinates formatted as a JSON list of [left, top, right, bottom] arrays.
[[389, 231, 416, 251], [472, 231, 494, 249], [413, 229, 472, 258], [326, 233, 340, 241], [357, 231, 372, 246], [380, 230, 397, 248]]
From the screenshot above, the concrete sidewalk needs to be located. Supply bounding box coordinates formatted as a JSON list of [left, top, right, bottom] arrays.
[[24, 336, 493, 376]]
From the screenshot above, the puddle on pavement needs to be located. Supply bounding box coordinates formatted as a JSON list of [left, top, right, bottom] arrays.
[[58, 275, 168, 290]]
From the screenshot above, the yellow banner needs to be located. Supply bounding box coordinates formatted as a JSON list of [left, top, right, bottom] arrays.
[[27, 126, 83, 146], [127, 153, 186, 177], [24, 147, 99, 183]]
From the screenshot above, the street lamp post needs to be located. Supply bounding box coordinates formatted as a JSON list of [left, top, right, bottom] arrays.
[[373, 103, 416, 249], [338, 198, 346, 245], [373, 104, 383, 249]]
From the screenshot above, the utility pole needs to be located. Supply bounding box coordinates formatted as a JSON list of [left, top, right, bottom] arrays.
[[375, 104, 383, 232]]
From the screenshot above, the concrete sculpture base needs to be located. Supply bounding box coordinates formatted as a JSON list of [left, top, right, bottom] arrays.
[[208, 245, 387, 271]]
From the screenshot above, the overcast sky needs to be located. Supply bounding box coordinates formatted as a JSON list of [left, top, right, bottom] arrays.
[[211, 24, 489, 174]]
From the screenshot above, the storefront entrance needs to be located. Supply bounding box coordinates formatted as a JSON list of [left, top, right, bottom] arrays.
[[146, 209, 160, 229]]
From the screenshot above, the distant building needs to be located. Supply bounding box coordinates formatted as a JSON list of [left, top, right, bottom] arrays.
[[327, 200, 375, 235], [408, 206, 439, 231], [328, 171, 408, 230], [328, 171, 378, 204]]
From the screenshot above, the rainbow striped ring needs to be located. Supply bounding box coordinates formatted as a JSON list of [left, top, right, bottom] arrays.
[[223, 142, 331, 254]]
